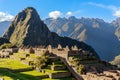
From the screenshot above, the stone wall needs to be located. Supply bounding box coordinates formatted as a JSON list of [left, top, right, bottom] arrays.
[[0, 48, 18, 58], [83, 71, 120, 80], [49, 72, 71, 79], [51, 65, 66, 70]]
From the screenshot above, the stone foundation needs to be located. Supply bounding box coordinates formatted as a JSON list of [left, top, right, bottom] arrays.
[[49, 72, 71, 79], [51, 65, 66, 70]]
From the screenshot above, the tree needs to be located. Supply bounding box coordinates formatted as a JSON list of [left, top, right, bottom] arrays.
[[78, 64, 86, 74], [34, 52, 49, 70]]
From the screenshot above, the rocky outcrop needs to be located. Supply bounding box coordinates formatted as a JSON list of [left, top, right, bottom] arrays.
[[110, 55, 120, 68]]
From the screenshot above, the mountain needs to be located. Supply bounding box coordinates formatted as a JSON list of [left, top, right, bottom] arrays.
[[44, 17, 120, 61], [112, 18, 120, 41], [3, 7, 98, 57], [0, 21, 11, 36]]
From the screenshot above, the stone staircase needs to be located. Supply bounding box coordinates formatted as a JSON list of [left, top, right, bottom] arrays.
[[60, 57, 83, 80]]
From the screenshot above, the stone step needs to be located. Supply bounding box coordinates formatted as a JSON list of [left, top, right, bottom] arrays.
[[49, 72, 71, 79], [51, 65, 66, 70]]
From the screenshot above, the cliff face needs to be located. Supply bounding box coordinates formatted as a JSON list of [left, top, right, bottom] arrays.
[[3, 7, 99, 58], [110, 54, 120, 68]]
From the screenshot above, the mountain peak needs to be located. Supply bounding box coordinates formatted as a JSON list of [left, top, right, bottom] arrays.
[[21, 7, 38, 14], [68, 16, 76, 20], [16, 7, 41, 22], [24, 7, 36, 10], [3, 7, 51, 46]]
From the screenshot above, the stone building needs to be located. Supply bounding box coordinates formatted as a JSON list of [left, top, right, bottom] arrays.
[[103, 70, 120, 80], [83, 70, 120, 80], [0, 48, 18, 58], [25, 47, 35, 53]]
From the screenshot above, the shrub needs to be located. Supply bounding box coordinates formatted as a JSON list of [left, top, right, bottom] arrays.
[[34, 53, 49, 70], [77, 64, 86, 74]]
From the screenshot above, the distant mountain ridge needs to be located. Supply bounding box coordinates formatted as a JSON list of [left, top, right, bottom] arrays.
[[44, 16, 120, 61], [0, 21, 11, 36]]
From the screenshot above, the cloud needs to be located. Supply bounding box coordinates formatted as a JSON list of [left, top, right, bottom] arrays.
[[48, 10, 82, 18], [49, 11, 62, 19], [88, 2, 107, 9], [88, 2, 120, 17], [113, 10, 120, 17], [0, 12, 14, 22], [88, 2, 118, 11], [66, 11, 72, 17]]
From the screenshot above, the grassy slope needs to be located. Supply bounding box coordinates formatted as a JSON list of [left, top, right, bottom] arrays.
[[0, 58, 75, 80], [0, 59, 31, 70]]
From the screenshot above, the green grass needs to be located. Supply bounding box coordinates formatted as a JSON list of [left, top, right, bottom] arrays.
[[0, 53, 75, 80], [1, 76, 13, 80], [0, 68, 44, 80], [43, 77, 75, 80], [13, 52, 36, 58], [44, 69, 68, 73], [29, 54, 37, 58], [20, 70, 47, 76], [0, 68, 29, 80], [0, 59, 31, 70]]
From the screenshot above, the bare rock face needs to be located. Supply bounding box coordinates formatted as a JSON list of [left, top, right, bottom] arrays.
[[110, 55, 120, 68], [3, 7, 98, 58]]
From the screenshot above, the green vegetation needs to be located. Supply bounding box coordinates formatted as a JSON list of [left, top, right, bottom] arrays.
[[16, 70, 48, 80], [68, 53, 99, 74], [0, 59, 31, 70], [42, 77, 75, 80], [34, 52, 49, 70], [44, 69, 68, 73], [0, 68, 26, 80], [0, 51, 74, 80], [0, 68, 45, 80], [20, 70, 47, 76], [76, 64, 86, 74], [0, 43, 16, 50]]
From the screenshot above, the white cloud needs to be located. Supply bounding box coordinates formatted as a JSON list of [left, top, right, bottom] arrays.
[[48, 10, 82, 18], [88, 2, 120, 17], [0, 12, 14, 22], [88, 2, 107, 9], [66, 11, 72, 17], [113, 10, 120, 17], [49, 11, 62, 19], [88, 2, 118, 11]]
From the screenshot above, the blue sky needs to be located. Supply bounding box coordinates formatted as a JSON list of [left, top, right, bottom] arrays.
[[0, 0, 120, 22]]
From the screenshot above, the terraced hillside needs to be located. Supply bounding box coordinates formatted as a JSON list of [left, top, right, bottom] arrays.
[[0, 50, 75, 80]]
